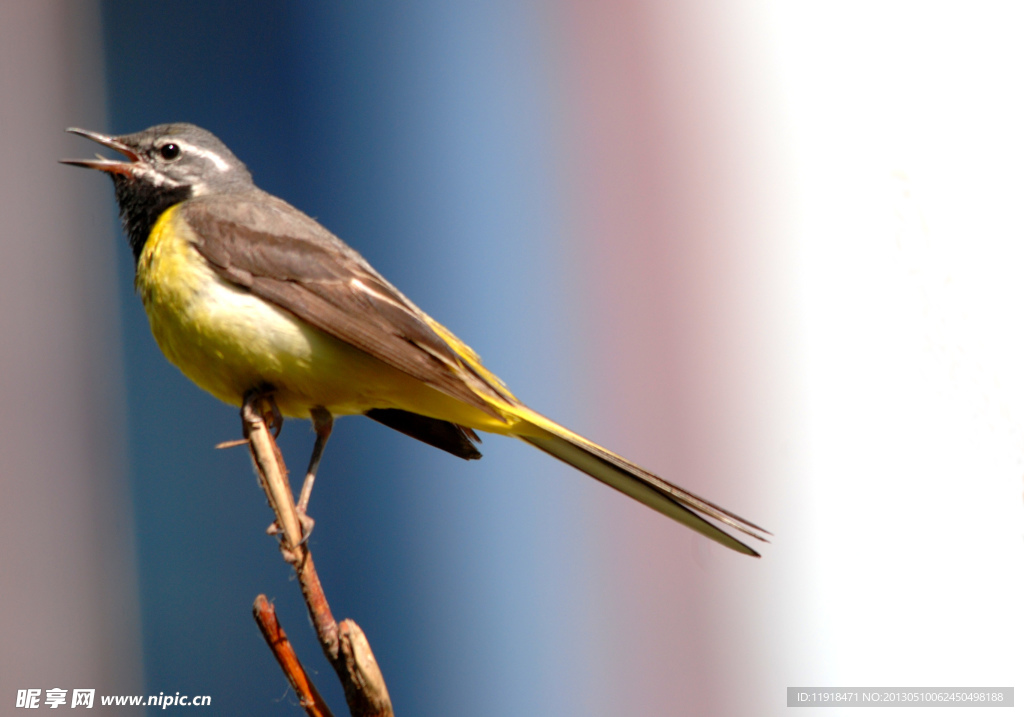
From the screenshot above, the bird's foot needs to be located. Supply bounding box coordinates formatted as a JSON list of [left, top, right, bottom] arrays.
[[266, 510, 315, 546]]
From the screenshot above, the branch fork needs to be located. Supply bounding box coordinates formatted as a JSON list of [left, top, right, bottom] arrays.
[[242, 393, 394, 717]]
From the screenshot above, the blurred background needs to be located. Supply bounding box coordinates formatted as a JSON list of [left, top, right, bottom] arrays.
[[2, 1, 1022, 714]]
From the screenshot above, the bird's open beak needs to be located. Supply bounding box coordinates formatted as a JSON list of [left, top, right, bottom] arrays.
[[60, 127, 141, 175]]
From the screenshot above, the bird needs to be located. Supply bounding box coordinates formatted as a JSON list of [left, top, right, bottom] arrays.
[[62, 123, 768, 556]]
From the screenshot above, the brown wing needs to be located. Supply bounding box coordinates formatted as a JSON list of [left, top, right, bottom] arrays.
[[179, 191, 505, 418]]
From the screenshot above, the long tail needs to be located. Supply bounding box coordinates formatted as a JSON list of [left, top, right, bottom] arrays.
[[424, 317, 769, 555], [511, 407, 770, 557]]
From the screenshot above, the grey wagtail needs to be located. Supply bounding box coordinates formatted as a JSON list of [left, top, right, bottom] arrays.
[[62, 123, 768, 556]]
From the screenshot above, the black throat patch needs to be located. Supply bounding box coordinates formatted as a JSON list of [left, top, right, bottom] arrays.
[[112, 174, 192, 265]]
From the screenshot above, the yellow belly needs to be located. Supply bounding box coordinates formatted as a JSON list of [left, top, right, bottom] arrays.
[[135, 205, 512, 431]]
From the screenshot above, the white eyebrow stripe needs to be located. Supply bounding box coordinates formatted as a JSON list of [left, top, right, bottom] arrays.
[[172, 140, 231, 171]]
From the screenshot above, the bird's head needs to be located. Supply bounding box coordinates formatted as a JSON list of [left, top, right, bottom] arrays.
[[62, 123, 252, 196], [62, 123, 253, 261]]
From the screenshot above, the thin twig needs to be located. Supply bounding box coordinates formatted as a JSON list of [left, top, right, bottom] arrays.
[[243, 394, 395, 717], [253, 595, 335, 717]]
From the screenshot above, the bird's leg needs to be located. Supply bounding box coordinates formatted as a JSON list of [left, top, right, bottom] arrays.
[[242, 387, 283, 438], [266, 396, 283, 438], [242, 389, 302, 541], [220, 388, 282, 449], [295, 408, 334, 541]]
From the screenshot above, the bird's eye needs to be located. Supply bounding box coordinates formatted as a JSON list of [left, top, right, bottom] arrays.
[[158, 143, 181, 161]]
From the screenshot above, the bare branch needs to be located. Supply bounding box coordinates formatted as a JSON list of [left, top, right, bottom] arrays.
[[243, 394, 395, 717], [253, 595, 335, 717], [243, 396, 304, 550], [338, 620, 393, 717]]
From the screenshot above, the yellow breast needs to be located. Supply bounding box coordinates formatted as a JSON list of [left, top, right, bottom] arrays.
[[136, 205, 372, 416], [133, 205, 514, 431]]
